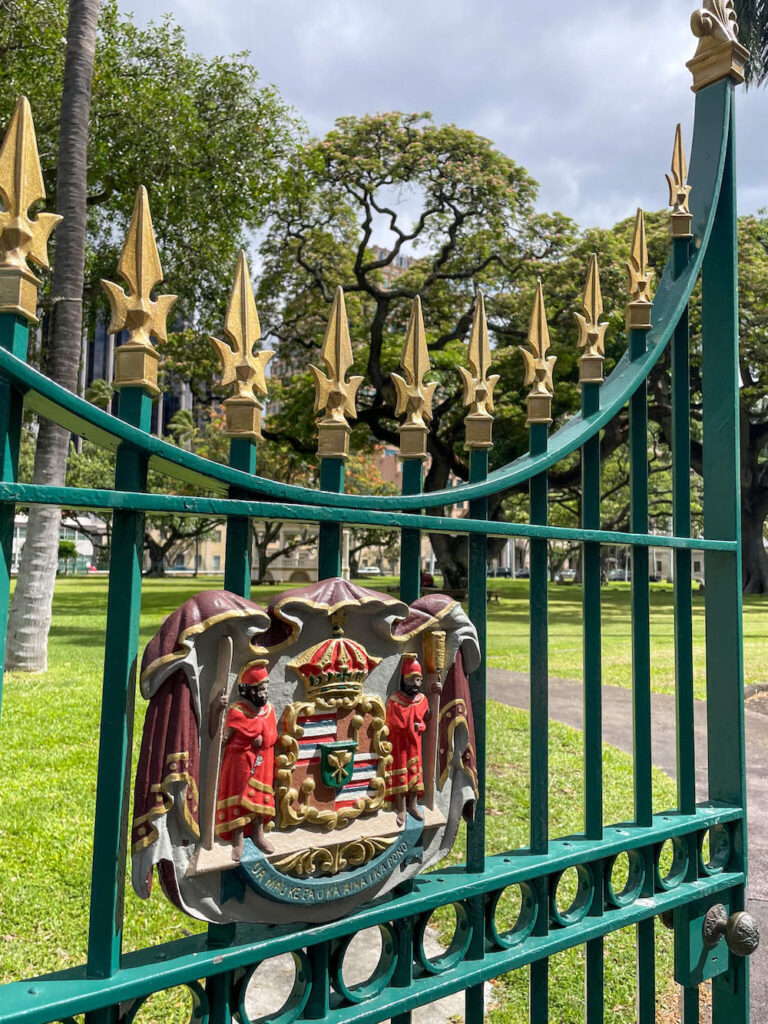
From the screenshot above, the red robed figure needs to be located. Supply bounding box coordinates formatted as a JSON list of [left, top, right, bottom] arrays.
[[216, 700, 278, 841], [385, 690, 429, 798]]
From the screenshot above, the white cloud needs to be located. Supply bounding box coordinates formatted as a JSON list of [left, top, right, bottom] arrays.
[[117, 0, 768, 227]]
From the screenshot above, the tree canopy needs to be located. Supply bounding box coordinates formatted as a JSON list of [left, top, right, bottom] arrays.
[[0, 0, 300, 339]]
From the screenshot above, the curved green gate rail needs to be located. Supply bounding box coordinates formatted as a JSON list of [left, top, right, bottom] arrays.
[[0, 6, 757, 1023]]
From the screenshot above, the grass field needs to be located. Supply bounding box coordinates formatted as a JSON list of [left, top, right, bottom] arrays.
[[0, 574, 738, 1019]]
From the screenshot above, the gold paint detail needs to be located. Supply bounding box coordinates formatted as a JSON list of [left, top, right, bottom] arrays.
[[275, 695, 392, 830], [519, 280, 556, 425], [626, 208, 653, 331], [423, 629, 446, 674], [460, 291, 499, 450], [392, 296, 437, 461], [101, 186, 177, 394], [687, 0, 749, 91], [310, 286, 363, 459], [0, 97, 61, 322], [274, 836, 394, 878], [667, 124, 693, 238], [576, 254, 608, 385], [210, 250, 274, 439], [326, 749, 353, 784]]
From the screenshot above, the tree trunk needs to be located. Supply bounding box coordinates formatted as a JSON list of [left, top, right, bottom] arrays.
[[741, 502, 768, 594], [5, 0, 100, 671]]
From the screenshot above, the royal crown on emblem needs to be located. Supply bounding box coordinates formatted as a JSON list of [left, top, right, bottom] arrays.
[[288, 634, 380, 702]]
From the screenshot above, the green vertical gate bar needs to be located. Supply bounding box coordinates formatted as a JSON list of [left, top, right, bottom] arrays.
[[399, 459, 422, 604], [0, 314, 29, 723], [529, 422, 549, 1024], [628, 319, 655, 1021], [701, 94, 749, 1024], [391, 454, 422, 1024], [581, 377, 604, 1023], [671, 234, 695, 816], [318, 457, 345, 580], [210, 434, 257, 1024], [86, 383, 152, 992], [465, 447, 488, 1024], [311, 450, 345, 1018], [671, 217, 700, 1024], [224, 437, 256, 596]]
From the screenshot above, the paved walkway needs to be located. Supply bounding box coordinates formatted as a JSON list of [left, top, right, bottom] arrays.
[[487, 668, 768, 1014]]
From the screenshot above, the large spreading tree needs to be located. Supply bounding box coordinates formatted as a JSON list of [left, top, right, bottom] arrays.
[[257, 111, 580, 585]]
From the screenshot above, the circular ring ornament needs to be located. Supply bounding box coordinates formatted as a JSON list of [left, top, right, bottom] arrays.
[[236, 951, 311, 1024], [605, 849, 645, 908], [414, 902, 472, 975], [654, 837, 688, 892], [123, 982, 210, 1024], [550, 865, 594, 927], [488, 881, 537, 949], [331, 923, 397, 1004], [699, 824, 731, 876]]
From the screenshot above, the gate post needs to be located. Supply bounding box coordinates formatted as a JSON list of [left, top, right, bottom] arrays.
[[700, 84, 749, 1024], [521, 280, 555, 1023], [577, 255, 606, 1022], [463, 292, 493, 1022], [0, 97, 60, 719], [86, 188, 176, 1002]]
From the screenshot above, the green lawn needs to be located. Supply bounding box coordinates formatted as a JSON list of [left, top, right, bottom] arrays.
[[0, 575, 725, 1020]]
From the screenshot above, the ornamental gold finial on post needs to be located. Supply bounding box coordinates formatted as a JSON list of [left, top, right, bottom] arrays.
[[626, 208, 653, 331], [101, 186, 177, 395], [520, 280, 556, 425], [392, 295, 437, 460], [576, 254, 608, 385], [460, 290, 499, 450], [210, 250, 274, 439], [0, 96, 61, 322], [687, 0, 749, 91], [667, 124, 693, 238], [310, 286, 363, 459]]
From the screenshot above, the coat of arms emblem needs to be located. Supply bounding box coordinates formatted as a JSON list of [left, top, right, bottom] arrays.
[[131, 578, 480, 924]]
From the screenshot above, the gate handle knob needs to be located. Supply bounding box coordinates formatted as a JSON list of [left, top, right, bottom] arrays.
[[703, 904, 760, 956]]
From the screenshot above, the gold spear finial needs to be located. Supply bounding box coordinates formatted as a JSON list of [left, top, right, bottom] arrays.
[[667, 124, 693, 239], [626, 208, 653, 331], [460, 291, 499, 450], [520, 280, 556, 425], [392, 295, 437, 460], [687, 0, 748, 92], [210, 250, 274, 439], [576, 254, 608, 384], [101, 186, 177, 395], [310, 286, 363, 459], [0, 97, 61, 322]]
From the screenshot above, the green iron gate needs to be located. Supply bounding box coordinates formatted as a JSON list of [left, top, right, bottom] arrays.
[[0, 4, 759, 1022]]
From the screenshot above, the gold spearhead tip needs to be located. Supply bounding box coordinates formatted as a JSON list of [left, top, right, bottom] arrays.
[[311, 286, 362, 457], [101, 186, 178, 355], [667, 124, 693, 237], [0, 96, 61, 321], [626, 208, 653, 303], [210, 250, 274, 438], [392, 295, 435, 459], [626, 208, 653, 330], [520, 280, 556, 424], [462, 290, 499, 449], [576, 254, 608, 384], [688, 0, 748, 91], [392, 295, 435, 437]]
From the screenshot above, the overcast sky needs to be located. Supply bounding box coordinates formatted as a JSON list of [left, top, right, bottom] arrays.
[[116, 0, 768, 232]]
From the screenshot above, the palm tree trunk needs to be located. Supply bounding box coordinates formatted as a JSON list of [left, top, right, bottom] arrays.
[[5, 0, 101, 671]]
